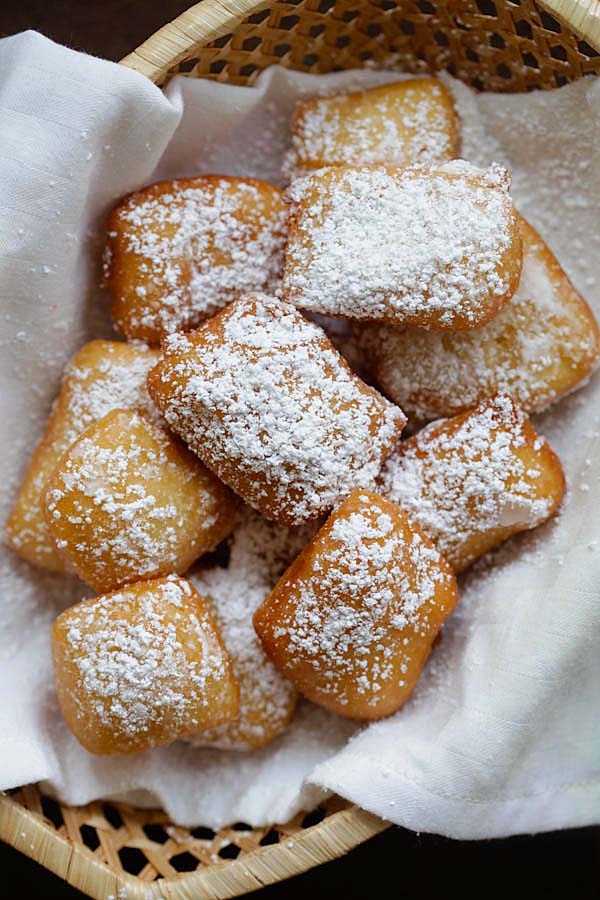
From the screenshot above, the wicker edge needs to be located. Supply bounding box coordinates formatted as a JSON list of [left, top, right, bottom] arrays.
[[0, 792, 387, 899], [544, 0, 600, 49], [120, 0, 273, 84], [119, 0, 600, 84]]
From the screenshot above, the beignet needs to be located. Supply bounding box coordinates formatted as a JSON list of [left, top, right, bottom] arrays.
[[378, 395, 565, 572], [289, 78, 459, 176], [105, 176, 287, 343], [254, 489, 459, 720], [360, 217, 600, 423], [52, 576, 239, 755], [45, 409, 235, 591], [7, 340, 159, 572], [189, 509, 314, 750], [147, 294, 405, 525], [282, 161, 522, 330]]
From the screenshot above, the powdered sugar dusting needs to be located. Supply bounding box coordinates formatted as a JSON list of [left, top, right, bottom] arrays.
[[283, 162, 519, 328], [65, 345, 161, 431], [378, 395, 562, 571], [55, 576, 234, 752], [189, 508, 314, 749], [45, 410, 231, 590], [361, 218, 600, 423], [7, 342, 159, 568], [108, 178, 287, 338], [286, 78, 458, 178], [149, 294, 405, 525], [261, 491, 456, 712]]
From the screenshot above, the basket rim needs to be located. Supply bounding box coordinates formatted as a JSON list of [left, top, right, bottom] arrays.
[[119, 0, 600, 84], [0, 791, 387, 900]]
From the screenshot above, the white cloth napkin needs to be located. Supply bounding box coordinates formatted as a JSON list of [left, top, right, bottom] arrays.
[[1, 29, 600, 837]]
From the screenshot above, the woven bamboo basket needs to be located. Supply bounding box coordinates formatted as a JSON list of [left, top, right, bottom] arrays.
[[1, 1, 599, 897]]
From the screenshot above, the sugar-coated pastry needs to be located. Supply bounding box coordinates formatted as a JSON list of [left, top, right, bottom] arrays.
[[105, 176, 287, 344], [147, 294, 405, 526], [52, 575, 239, 755], [189, 508, 314, 750], [44, 409, 235, 592], [6, 340, 159, 572], [360, 217, 600, 423], [282, 161, 522, 331], [254, 489, 459, 720], [378, 395, 565, 573], [288, 78, 459, 176]]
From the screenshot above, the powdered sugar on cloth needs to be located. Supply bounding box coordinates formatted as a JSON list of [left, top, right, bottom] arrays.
[[1, 30, 600, 836]]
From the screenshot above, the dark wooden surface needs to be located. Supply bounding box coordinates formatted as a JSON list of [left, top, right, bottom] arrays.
[[0, 0, 194, 63], [0, 2, 598, 897]]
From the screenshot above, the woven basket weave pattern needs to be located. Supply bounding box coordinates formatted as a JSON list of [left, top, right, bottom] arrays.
[[122, 0, 600, 89], [11, 786, 348, 880], [2, 1, 600, 898]]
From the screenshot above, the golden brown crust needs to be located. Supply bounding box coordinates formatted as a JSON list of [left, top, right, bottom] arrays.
[[147, 294, 405, 526], [282, 163, 522, 331], [44, 409, 236, 592], [106, 176, 287, 344], [378, 395, 565, 573], [254, 489, 459, 720], [361, 215, 600, 423], [290, 78, 459, 174], [6, 340, 160, 572], [52, 576, 239, 755]]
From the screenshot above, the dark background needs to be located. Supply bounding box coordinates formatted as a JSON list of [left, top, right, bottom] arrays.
[[0, 2, 598, 897]]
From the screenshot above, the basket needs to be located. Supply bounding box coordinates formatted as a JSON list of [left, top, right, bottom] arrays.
[[2, 1, 599, 898]]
